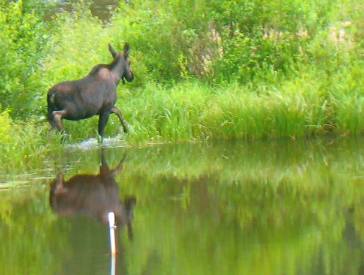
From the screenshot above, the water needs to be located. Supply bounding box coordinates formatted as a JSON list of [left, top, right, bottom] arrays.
[[45, 0, 121, 21], [0, 139, 364, 274], [12, 2, 363, 273]]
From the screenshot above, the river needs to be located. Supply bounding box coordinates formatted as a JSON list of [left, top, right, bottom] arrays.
[[0, 139, 363, 274]]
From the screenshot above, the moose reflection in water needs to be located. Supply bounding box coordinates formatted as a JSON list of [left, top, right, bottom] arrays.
[[49, 150, 136, 239]]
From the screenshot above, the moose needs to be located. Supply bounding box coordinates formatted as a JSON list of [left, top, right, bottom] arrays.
[[47, 43, 134, 141], [49, 150, 136, 238]]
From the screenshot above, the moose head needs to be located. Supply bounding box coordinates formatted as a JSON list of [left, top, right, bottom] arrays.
[[108, 43, 134, 84]]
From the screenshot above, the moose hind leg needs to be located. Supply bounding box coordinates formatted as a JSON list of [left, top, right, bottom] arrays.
[[98, 112, 110, 142], [111, 107, 129, 133], [48, 110, 57, 129]]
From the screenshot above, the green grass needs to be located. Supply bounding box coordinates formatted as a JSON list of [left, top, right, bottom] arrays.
[[2, 66, 364, 174], [0, 111, 62, 173], [2, 0, 364, 172], [72, 69, 363, 144]]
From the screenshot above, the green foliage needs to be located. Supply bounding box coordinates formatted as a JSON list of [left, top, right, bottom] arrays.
[[0, 110, 11, 144], [2, 2, 364, 271], [111, 0, 354, 83], [1, 0, 364, 156], [0, 0, 50, 117], [0, 110, 62, 172]]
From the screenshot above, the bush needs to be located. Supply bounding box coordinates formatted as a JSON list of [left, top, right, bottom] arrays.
[[0, 0, 51, 117], [1, 0, 364, 144]]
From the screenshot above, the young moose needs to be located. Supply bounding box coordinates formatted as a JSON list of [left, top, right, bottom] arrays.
[[47, 43, 134, 141]]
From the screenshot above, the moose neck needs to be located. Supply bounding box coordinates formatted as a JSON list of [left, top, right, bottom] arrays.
[[110, 60, 124, 85]]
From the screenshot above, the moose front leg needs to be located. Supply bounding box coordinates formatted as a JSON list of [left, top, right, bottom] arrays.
[[111, 107, 129, 133], [124, 196, 136, 240], [98, 112, 110, 143], [52, 110, 67, 132], [52, 172, 67, 195]]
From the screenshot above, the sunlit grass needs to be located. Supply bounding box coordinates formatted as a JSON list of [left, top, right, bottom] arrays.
[[59, 68, 349, 144], [0, 111, 62, 173], [2, 0, 364, 172]]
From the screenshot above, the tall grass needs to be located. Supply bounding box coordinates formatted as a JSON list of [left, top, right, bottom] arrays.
[[1, 68, 364, 171], [26, 0, 363, 144], [1, 0, 364, 170], [62, 69, 361, 144], [0, 111, 62, 173]]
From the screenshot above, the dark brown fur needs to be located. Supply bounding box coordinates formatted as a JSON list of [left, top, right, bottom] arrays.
[[47, 43, 134, 141], [49, 150, 135, 238]]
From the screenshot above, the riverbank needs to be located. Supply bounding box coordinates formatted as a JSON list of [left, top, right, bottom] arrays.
[[2, 72, 364, 173]]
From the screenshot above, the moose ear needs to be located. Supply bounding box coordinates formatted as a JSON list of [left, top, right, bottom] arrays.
[[108, 44, 117, 58], [123, 43, 130, 58]]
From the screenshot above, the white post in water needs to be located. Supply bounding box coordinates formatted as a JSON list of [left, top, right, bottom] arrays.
[[108, 212, 117, 255], [108, 212, 117, 275]]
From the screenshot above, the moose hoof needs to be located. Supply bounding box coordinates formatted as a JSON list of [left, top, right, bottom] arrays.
[[122, 123, 131, 134], [97, 135, 104, 144]]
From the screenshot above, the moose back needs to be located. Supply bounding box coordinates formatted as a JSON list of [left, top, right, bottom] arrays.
[[47, 43, 134, 141]]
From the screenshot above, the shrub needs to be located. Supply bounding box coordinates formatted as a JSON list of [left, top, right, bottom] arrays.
[[0, 0, 50, 117]]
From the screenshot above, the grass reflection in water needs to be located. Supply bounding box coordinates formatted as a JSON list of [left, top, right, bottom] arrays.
[[0, 139, 364, 275]]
